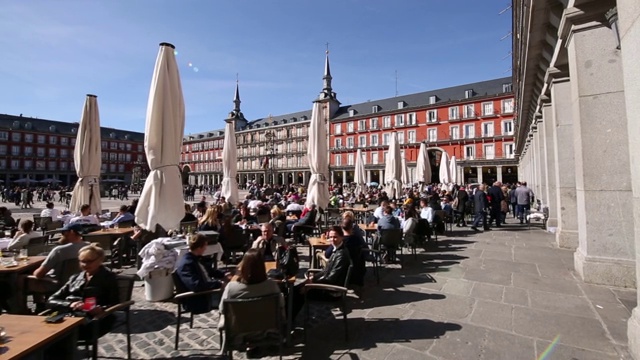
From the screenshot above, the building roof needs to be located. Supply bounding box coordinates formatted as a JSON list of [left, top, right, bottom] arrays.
[[183, 76, 512, 143], [0, 113, 145, 142]]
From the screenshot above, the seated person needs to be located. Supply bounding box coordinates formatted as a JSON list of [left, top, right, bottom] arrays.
[[40, 202, 61, 220], [112, 204, 135, 224], [181, 203, 198, 223], [7, 219, 39, 251], [233, 205, 258, 225], [419, 198, 435, 224], [306, 226, 351, 300], [0, 206, 16, 228], [175, 234, 228, 314], [377, 206, 401, 232], [68, 204, 99, 225], [286, 203, 317, 234], [198, 206, 220, 232], [401, 206, 420, 245], [251, 223, 286, 261], [47, 243, 120, 338], [324, 218, 365, 287], [269, 206, 286, 223], [193, 201, 208, 219], [372, 200, 390, 223]]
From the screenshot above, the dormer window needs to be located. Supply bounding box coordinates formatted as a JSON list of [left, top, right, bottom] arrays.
[[12, 121, 20, 128], [372, 105, 380, 113], [124, 134, 130, 140], [110, 132, 116, 139], [282, 119, 287, 124], [429, 95, 437, 105], [464, 89, 474, 99], [25, 122, 32, 130], [49, 125, 56, 132], [348, 109, 356, 117], [272, 120, 278, 126], [397, 101, 406, 109], [71, 128, 77, 134], [502, 83, 513, 93], [301, 116, 308, 120], [290, 117, 296, 122]]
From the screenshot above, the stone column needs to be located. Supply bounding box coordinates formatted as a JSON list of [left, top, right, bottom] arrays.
[[542, 103, 558, 228], [567, 20, 635, 287], [618, 0, 640, 355], [532, 128, 542, 199], [550, 78, 578, 249], [380, 170, 384, 184], [342, 170, 347, 184], [476, 166, 483, 184], [367, 170, 371, 184], [496, 166, 503, 183], [302, 172, 306, 185], [331, 171, 335, 184], [537, 120, 547, 207]]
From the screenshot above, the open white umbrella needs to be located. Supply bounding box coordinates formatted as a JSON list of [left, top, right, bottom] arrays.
[[69, 94, 102, 215], [439, 151, 451, 185], [135, 43, 185, 231], [384, 132, 403, 199], [354, 148, 366, 196], [401, 156, 410, 187], [415, 142, 432, 187], [221, 120, 239, 204], [449, 155, 458, 185], [305, 102, 330, 209]]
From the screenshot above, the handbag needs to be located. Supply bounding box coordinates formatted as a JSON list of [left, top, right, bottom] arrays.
[[276, 246, 299, 278], [452, 198, 459, 208]]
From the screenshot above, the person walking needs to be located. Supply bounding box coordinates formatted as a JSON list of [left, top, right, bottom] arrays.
[[471, 184, 490, 232], [514, 181, 534, 224], [487, 182, 504, 228]]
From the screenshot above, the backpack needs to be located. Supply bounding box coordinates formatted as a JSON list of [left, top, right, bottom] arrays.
[[276, 246, 300, 278]]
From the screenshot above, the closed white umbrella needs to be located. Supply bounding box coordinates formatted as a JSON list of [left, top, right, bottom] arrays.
[[384, 132, 403, 199], [449, 155, 458, 184], [415, 142, 432, 186], [69, 94, 102, 215], [135, 43, 186, 231], [305, 102, 330, 209], [401, 156, 410, 187], [221, 120, 239, 204], [439, 151, 451, 185], [354, 148, 366, 196]]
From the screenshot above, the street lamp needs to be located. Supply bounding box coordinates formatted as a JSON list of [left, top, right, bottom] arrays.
[[264, 130, 278, 186], [132, 159, 148, 187]]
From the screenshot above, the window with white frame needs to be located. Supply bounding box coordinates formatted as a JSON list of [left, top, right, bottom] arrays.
[[397, 131, 405, 144], [383, 133, 390, 145], [48, 148, 56, 157], [484, 144, 495, 159], [347, 122, 354, 133], [358, 135, 366, 147], [502, 99, 514, 113], [37, 147, 45, 157], [465, 145, 475, 159], [502, 83, 513, 93], [12, 133, 21, 142], [0, 132, 8, 141], [397, 101, 405, 109], [429, 95, 437, 105], [24, 160, 33, 170], [110, 164, 116, 173], [427, 110, 438, 123], [118, 153, 125, 162], [395, 114, 404, 126], [335, 154, 341, 166], [36, 160, 45, 170], [371, 134, 379, 146], [463, 104, 475, 118], [0, 145, 5, 155], [502, 120, 514, 135], [11, 145, 20, 155], [465, 89, 474, 98], [464, 124, 475, 138], [118, 164, 125, 172], [372, 152, 379, 164], [370, 118, 379, 129], [372, 105, 380, 113], [407, 112, 416, 125], [334, 124, 342, 135], [335, 138, 342, 148], [383, 116, 392, 128], [449, 126, 460, 140], [25, 134, 33, 143], [358, 120, 366, 131], [11, 160, 20, 169], [24, 146, 33, 156], [347, 137, 354, 148], [448, 106, 459, 120], [504, 143, 515, 158], [482, 102, 494, 116], [482, 122, 494, 137], [48, 161, 56, 170], [0, 159, 5, 169], [347, 153, 354, 165], [49, 136, 57, 145], [427, 128, 437, 142], [37, 135, 45, 144], [408, 130, 416, 143]]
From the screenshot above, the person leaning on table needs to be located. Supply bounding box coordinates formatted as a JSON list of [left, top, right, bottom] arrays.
[[7, 219, 39, 251]]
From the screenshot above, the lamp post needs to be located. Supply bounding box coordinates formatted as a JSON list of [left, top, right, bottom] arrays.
[[265, 130, 278, 186], [131, 159, 148, 191]]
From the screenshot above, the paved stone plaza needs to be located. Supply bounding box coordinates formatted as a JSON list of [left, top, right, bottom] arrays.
[[6, 198, 638, 359]]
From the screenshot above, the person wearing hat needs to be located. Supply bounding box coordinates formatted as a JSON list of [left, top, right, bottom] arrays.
[[27, 222, 89, 313]]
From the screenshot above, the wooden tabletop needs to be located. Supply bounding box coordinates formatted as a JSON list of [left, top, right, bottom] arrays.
[[358, 224, 378, 231], [0, 314, 85, 360], [232, 261, 296, 283], [86, 227, 135, 236], [0, 256, 46, 274], [307, 237, 332, 248]]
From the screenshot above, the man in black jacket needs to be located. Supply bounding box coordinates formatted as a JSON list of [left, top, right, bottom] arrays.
[[307, 226, 351, 299], [487, 181, 505, 228], [471, 184, 490, 231]]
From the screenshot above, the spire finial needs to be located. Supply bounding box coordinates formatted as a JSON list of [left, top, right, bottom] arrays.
[[233, 75, 241, 112], [325, 42, 329, 54], [323, 44, 332, 93]]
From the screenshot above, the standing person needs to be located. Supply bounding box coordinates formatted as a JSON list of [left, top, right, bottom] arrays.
[[471, 184, 490, 232], [487, 182, 504, 228], [509, 184, 519, 219], [454, 186, 469, 227], [514, 181, 535, 224]]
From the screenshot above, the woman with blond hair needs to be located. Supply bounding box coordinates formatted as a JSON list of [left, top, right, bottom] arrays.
[[198, 206, 220, 231]]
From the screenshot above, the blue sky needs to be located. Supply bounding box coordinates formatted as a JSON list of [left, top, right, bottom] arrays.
[[0, 0, 512, 135]]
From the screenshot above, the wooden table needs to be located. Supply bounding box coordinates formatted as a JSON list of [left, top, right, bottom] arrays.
[[0, 256, 46, 274], [0, 256, 46, 314], [307, 237, 332, 269], [86, 227, 135, 237], [358, 224, 378, 244], [0, 314, 84, 359]]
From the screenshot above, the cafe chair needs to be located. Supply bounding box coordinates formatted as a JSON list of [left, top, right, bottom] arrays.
[[26, 258, 81, 313], [303, 263, 353, 343], [32, 215, 44, 230], [224, 228, 251, 265], [171, 271, 222, 350], [25, 235, 50, 256], [180, 221, 198, 232], [256, 213, 270, 224], [361, 245, 380, 284], [373, 229, 404, 268], [220, 293, 283, 360], [37, 216, 53, 234], [292, 225, 315, 244], [88, 234, 117, 269], [117, 220, 134, 229]]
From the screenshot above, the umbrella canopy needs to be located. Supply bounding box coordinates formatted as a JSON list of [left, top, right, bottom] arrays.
[[415, 142, 431, 185], [305, 102, 330, 209], [354, 148, 366, 196], [401, 156, 410, 186], [384, 132, 403, 199], [220, 120, 239, 204], [439, 151, 451, 185], [449, 155, 458, 185], [13, 178, 32, 184], [40, 178, 62, 184], [69, 94, 102, 215], [135, 43, 186, 231]]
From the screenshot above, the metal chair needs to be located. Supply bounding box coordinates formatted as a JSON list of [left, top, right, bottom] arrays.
[[373, 228, 405, 267], [25, 235, 49, 256]]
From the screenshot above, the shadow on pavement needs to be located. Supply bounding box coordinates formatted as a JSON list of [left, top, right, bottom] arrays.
[[354, 289, 446, 310], [110, 309, 176, 334]]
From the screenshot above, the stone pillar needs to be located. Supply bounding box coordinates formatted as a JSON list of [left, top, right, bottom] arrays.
[[550, 78, 578, 249], [532, 128, 542, 199], [302, 172, 306, 185], [541, 103, 558, 228], [496, 166, 503, 183], [618, 0, 640, 355], [476, 166, 483, 184], [342, 170, 347, 184], [567, 21, 635, 287], [380, 170, 384, 185], [537, 121, 547, 207], [367, 170, 372, 184], [331, 171, 335, 184]]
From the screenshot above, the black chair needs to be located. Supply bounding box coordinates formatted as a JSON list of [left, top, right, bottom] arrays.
[[373, 228, 404, 267], [361, 245, 380, 284], [25, 258, 81, 313], [220, 293, 283, 360], [224, 228, 251, 264], [171, 271, 222, 350], [25, 235, 49, 256]]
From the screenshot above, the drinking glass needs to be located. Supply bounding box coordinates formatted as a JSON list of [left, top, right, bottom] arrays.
[[19, 249, 28, 261]]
